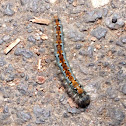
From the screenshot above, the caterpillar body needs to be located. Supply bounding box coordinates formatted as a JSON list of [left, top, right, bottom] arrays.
[[53, 16, 90, 108]]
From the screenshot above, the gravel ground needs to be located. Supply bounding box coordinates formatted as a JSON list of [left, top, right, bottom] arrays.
[[0, 0, 126, 126]]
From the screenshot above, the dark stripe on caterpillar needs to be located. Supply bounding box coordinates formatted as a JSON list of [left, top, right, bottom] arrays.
[[53, 16, 90, 108]]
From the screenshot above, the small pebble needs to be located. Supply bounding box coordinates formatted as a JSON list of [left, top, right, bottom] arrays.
[[3, 105, 9, 113], [79, 50, 88, 56], [33, 105, 50, 124], [63, 112, 69, 118], [84, 10, 102, 23], [112, 16, 117, 23], [88, 46, 94, 57], [6, 74, 15, 82], [27, 35, 36, 43], [0, 40, 4, 45], [68, 30, 85, 42], [0, 57, 6, 67], [95, 44, 101, 49], [122, 84, 126, 95], [36, 76, 46, 84], [25, 75, 29, 81], [17, 83, 28, 95], [17, 111, 31, 123], [121, 36, 126, 44], [4, 4, 15, 16], [109, 108, 125, 125], [105, 17, 125, 30], [67, 107, 80, 114], [91, 27, 107, 40], [20, 73, 25, 78], [2, 35, 10, 42], [14, 48, 33, 59], [91, 0, 109, 8], [67, 0, 73, 4], [75, 44, 82, 49]]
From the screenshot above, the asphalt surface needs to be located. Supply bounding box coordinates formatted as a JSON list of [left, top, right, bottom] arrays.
[[0, 0, 126, 126]]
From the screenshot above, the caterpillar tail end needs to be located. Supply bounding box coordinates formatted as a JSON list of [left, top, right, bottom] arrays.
[[78, 95, 90, 108]]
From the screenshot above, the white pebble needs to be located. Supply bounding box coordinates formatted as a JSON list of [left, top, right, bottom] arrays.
[[49, 0, 57, 4], [91, 0, 109, 8]]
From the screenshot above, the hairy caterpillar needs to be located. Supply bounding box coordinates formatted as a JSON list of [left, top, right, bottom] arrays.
[[53, 16, 90, 108]]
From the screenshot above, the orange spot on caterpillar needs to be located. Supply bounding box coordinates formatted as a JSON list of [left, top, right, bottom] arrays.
[[77, 88, 84, 94]]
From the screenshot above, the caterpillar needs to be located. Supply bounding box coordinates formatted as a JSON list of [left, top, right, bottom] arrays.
[[53, 16, 90, 108]]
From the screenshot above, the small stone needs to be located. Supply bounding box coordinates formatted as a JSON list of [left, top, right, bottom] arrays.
[[49, 0, 57, 3], [68, 29, 85, 42], [122, 84, 126, 95], [33, 105, 44, 118], [27, 35, 36, 43], [105, 80, 111, 85], [109, 47, 116, 54], [14, 48, 33, 59], [95, 44, 101, 49], [0, 40, 4, 45], [88, 63, 95, 67], [112, 16, 117, 23], [121, 36, 126, 44], [109, 108, 125, 125], [33, 106, 50, 118], [103, 62, 109, 67], [0, 113, 10, 121], [6, 74, 15, 82], [119, 62, 126, 65], [0, 75, 5, 81], [17, 111, 31, 123], [63, 112, 69, 118], [45, 0, 49, 3], [106, 87, 117, 99], [20, 0, 25, 5], [99, 71, 106, 77], [45, 4, 50, 10], [3, 105, 9, 113], [27, 29, 33, 33], [0, 57, 6, 67], [75, 44, 82, 49], [36, 76, 46, 84], [84, 10, 102, 23], [91, 0, 109, 8], [35, 117, 45, 124], [27, 124, 32, 126], [33, 105, 50, 124], [25, 75, 29, 81], [20, 73, 25, 78], [117, 50, 126, 56], [109, 40, 114, 43], [4, 4, 15, 16], [110, 1, 116, 8], [41, 34, 48, 40], [88, 46, 94, 57], [17, 83, 28, 95], [67, 0, 73, 4], [105, 17, 125, 30], [2, 35, 10, 42], [6, 64, 14, 73], [79, 50, 88, 56], [116, 41, 124, 47], [91, 37, 97, 42], [67, 107, 80, 114], [102, 8, 108, 17], [91, 27, 107, 40]]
